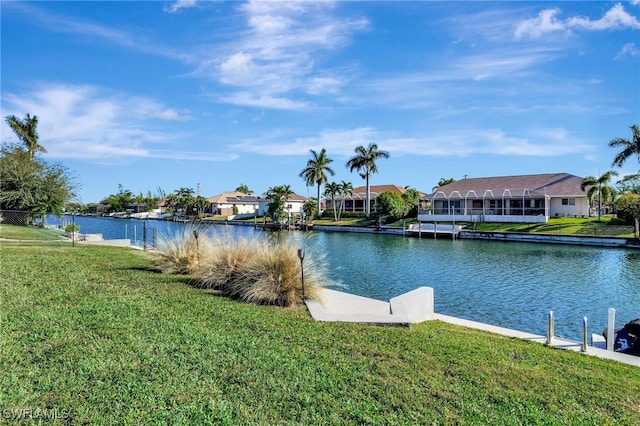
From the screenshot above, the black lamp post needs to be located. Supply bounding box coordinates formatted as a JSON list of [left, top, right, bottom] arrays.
[[193, 229, 200, 262], [297, 248, 305, 300]]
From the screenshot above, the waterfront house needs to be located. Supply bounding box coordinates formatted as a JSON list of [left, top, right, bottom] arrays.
[[420, 173, 589, 224], [327, 184, 425, 214], [257, 193, 308, 217], [207, 192, 262, 218]]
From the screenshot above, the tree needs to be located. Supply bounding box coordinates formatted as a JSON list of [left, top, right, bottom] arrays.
[[610, 124, 640, 170], [302, 198, 317, 222], [402, 187, 421, 217], [616, 173, 640, 195], [580, 171, 618, 221], [615, 193, 640, 238], [433, 177, 455, 191], [5, 113, 47, 160], [345, 143, 389, 219], [336, 181, 353, 221], [376, 191, 407, 223], [266, 185, 293, 223], [324, 182, 341, 221], [299, 148, 334, 219], [235, 184, 253, 195], [175, 187, 195, 215], [100, 184, 133, 213], [0, 144, 76, 223], [193, 195, 210, 217]]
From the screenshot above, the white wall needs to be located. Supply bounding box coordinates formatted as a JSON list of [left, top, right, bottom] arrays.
[[549, 197, 589, 218]]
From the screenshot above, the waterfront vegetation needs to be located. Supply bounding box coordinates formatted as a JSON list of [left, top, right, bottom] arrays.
[[1, 235, 639, 424], [154, 227, 325, 306]]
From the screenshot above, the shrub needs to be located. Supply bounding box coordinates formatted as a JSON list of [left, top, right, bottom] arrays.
[[154, 225, 214, 275], [64, 223, 80, 233]]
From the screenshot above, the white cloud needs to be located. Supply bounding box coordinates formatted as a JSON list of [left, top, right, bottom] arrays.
[[219, 92, 309, 110], [195, 0, 368, 109], [228, 126, 590, 159], [615, 42, 639, 59], [0, 83, 235, 162], [165, 0, 198, 14], [515, 8, 567, 39], [515, 3, 640, 39]]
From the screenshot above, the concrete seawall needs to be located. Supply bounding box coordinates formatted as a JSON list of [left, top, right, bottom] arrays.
[[209, 220, 640, 249], [460, 231, 640, 249]]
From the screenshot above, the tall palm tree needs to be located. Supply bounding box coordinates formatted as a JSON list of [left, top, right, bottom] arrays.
[[345, 143, 389, 219], [610, 124, 640, 169], [581, 170, 618, 221], [299, 148, 334, 218], [5, 113, 47, 160], [323, 182, 341, 221]]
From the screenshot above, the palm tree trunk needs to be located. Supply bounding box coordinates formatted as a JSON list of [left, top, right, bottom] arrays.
[[316, 184, 321, 219], [365, 174, 370, 219]]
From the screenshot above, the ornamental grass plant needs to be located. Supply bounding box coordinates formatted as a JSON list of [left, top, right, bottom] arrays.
[[154, 225, 215, 275], [155, 228, 325, 306]]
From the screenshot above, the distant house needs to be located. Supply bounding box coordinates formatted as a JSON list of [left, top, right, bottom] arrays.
[[420, 173, 589, 223], [207, 192, 262, 217], [87, 203, 110, 214], [257, 193, 308, 217], [327, 184, 425, 214]]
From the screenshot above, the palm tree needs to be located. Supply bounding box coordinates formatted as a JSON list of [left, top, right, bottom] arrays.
[[324, 182, 341, 221], [345, 143, 389, 219], [5, 113, 47, 160], [302, 198, 317, 222], [299, 148, 334, 219], [336, 180, 353, 221], [610, 125, 640, 170], [581, 171, 618, 221]]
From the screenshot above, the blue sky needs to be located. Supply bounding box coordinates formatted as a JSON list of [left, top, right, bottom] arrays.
[[2, 1, 639, 203]]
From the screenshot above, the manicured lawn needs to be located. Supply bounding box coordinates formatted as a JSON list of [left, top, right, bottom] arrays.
[[474, 216, 635, 237], [0, 223, 63, 240], [1, 239, 639, 424]]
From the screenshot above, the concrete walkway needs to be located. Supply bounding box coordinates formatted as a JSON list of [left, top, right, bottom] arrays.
[[305, 287, 640, 367]]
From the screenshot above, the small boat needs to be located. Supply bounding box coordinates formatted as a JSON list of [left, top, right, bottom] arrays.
[[602, 318, 640, 356]]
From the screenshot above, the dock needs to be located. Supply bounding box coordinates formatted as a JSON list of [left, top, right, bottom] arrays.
[[405, 223, 464, 239]]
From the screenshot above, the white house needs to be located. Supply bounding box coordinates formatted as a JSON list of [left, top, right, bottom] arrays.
[[207, 192, 263, 218], [420, 173, 590, 223], [257, 193, 308, 218]]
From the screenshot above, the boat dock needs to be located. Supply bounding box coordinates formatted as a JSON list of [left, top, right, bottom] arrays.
[[405, 223, 464, 239]]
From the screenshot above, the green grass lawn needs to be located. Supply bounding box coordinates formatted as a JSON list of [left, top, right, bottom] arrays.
[[0, 224, 63, 240], [1, 238, 639, 424]]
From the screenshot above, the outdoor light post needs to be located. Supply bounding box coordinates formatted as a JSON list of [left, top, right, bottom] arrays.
[[193, 229, 200, 262], [297, 248, 305, 300]]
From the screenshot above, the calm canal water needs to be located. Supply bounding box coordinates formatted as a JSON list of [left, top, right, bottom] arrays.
[[49, 215, 640, 342]]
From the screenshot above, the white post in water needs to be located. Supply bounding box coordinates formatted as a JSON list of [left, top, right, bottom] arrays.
[[607, 308, 616, 351], [581, 316, 588, 352], [546, 311, 554, 345]]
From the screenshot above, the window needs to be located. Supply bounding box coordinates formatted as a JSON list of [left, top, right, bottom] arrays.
[[561, 198, 575, 206]]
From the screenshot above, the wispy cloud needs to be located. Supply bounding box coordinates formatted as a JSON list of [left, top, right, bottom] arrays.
[[165, 0, 198, 14], [229, 125, 591, 159], [195, 0, 368, 109], [515, 3, 640, 39], [1, 83, 235, 162], [616, 42, 639, 59], [3, 1, 194, 62]]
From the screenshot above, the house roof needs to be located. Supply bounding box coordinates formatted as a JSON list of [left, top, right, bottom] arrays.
[[427, 173, 587, 198], [207, 192, 262, 204], [338, 185, 427, 198]]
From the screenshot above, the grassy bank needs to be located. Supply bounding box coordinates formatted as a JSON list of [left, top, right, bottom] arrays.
[[1, 238, 639, 424], [0, 223, 63, 240]]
